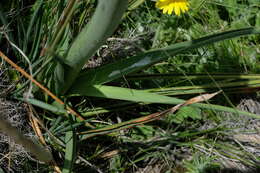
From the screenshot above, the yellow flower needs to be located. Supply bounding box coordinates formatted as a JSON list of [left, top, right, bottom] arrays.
[[156, 0, 189, 16]]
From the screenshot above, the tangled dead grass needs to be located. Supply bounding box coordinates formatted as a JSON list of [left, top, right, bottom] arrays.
[[0, 67, 35, 172], [135, 97, 260, 173]]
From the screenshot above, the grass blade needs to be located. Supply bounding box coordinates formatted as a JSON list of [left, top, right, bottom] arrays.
[[23, 0, 43, 53], [17, 98, 67, 114]]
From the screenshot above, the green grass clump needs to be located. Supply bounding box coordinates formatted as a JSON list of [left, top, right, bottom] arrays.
[[0, 0, 260, 172]]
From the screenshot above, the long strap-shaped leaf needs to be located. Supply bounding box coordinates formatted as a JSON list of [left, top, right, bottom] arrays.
[[69, 85, 260, 119], [55, 0, 128, 94], [74, 27, 260, 87], [78, 92, 219, 139]]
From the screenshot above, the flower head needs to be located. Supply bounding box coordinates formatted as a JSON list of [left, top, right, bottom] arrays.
[[156, 0, 189, 16]]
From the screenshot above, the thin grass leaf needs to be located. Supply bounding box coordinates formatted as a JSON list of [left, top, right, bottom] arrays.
[[128, 0, 145, 10], [148, 79, 260, 94], [0, 4, 15, 48], [48, 0, 77, 53], [29, 14, 44, 61], [49, 116, 64, 132], [81, 102, 142, 117], [56, 120, 92, 134], [53, 120, 70, 134], [16, 98, 67, 114], [23, 0, 43, 53], [127, 73, 260, 81]]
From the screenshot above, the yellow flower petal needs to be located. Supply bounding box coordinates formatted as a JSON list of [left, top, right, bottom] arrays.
[[155, 0, 189, 16]]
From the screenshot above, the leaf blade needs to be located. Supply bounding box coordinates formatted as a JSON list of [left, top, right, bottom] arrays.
[[62, 120, 76, 173], [74, 27, 260, 86], [69, 85, 260, 119]]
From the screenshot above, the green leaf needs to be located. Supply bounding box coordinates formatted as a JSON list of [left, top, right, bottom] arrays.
[[55, 0, 128, 94], [130, 125, 155, 141], [69, 85, 260, 119], [75, 27, 260, 86], [128, 0, 145, 10], [16, 98, 67, 114], [69, 84, 184, 104], [170, 106, 202, 124], [62, 119, 76, 173], [23, 0, 43, 53]]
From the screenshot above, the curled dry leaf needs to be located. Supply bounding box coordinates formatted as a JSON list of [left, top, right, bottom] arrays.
[[183, 91, 222, 106]]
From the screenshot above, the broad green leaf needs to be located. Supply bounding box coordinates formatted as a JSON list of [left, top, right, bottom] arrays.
[[74, 27, 260, 87], [69, 85, 260, 119], [69, 84, 184, 104], [55, 0, 128, 94]]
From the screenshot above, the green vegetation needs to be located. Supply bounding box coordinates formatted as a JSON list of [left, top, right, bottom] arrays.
[[0, 0, 259, 172]]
